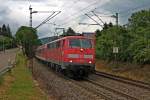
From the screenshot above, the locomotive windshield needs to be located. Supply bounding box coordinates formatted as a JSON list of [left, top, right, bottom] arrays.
[[69, 39, 92, 48]]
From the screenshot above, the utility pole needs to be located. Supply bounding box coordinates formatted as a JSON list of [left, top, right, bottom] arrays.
[[111, 13, 119, 65], [115, 13, 118, 66], [29, 6, 32, 27], [116, 13, 118, 27], [111, 13, 119, 26]]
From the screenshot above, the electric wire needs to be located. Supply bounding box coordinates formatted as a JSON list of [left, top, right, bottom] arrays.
[[35, 11, 61, 29], [59, 0, 101, 26]]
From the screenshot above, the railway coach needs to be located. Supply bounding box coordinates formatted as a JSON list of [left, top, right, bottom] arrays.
[[36, 36, 95, 78]]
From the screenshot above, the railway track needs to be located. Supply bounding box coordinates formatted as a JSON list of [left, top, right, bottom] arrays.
[[72, 80, 112, 100], [46, 68, 150, 99], [85, 78, 138, 100], [35, 60, 150, 99], [95, 71, 150, 90], [70, 77, 140, 100]]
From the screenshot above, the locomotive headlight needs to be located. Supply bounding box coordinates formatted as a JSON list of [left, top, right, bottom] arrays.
[[69, 60, 73, 63], [89, 61, 92, 64]]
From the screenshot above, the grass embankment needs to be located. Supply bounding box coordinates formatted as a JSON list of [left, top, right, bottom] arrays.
[[96, 60, 150, 83], [0, 52, 47, 100]]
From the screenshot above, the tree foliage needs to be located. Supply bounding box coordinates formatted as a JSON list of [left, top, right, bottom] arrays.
[[0, 24, 15, 50], [96, 9, 150, 64], [6, 25, 12, 37], [62, 27, 76, 36], [0, 24, 12, 38], [0, 36, 16, 50], [15, 26, 39, 58]]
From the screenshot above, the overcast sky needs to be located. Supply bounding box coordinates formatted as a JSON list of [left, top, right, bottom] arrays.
[[0, 0, 150, 38]]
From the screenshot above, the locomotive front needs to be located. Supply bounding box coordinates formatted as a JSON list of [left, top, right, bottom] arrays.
[[63, 36, 95, 78]]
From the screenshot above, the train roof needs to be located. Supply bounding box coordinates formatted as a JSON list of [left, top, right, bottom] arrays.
[[46, 36, 93, 44], [37, 36, 93, 49]]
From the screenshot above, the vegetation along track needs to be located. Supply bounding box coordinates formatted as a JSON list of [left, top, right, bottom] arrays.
[[95, 71, 150, 90]]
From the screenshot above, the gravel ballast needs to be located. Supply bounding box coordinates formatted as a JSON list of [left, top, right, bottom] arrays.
[[32, 59, 104, 100]]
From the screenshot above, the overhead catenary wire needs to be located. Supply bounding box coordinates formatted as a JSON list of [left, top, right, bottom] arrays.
[[59, 0, 102, 26], [35, 12, 55, 28], [56, 0, 105, 33], [91, 11, 105, 24], [46, 0, 104, 31], [85, 13, 103, 28], [35, 11, 61, 29]]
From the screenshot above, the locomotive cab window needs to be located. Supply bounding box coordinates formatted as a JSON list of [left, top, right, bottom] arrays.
[[69, 39, 81, 48], [81, 39, 92, 48], [69, 39, 92, 48]]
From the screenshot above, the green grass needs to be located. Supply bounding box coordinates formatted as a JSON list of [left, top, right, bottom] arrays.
[[4, 52, 47, 100]]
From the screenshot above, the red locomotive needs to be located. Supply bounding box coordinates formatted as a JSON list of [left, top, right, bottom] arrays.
[[36, 36, 95, 78]]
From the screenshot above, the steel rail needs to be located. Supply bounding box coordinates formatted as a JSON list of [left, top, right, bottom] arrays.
[[73, 80, 112, 100], [86, 78, 138, 100], [95, 71, 150, 90]]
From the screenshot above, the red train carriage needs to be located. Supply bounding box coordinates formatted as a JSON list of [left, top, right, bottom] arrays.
[[36, 36, 95, 78]]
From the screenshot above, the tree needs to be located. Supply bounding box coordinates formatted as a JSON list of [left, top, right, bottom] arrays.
[[1, 24, 12, 38], [96, 9, 150, 64], [15, 26, 39, 58], [2, 24, 7, 36], [103, 23, 108, 30], [96, 26, 128, 61], [95, 29, 101, 37], [108, 22, 113, 27], [62, 27, 76, 36], [127, 9, 150, 64], [6, 24, 12, 37], [0, 27, 2, 35]]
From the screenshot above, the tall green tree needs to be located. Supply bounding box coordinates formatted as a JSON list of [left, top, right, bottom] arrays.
[[15, 26, 39, 58], [6, 24, 12, 37], [1, 24, 12, 38], [2, 24, 7, 36], [127, 9, 150, 64]]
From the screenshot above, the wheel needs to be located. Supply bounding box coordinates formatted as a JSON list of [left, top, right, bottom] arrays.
[[66, 70, 74, 78]]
